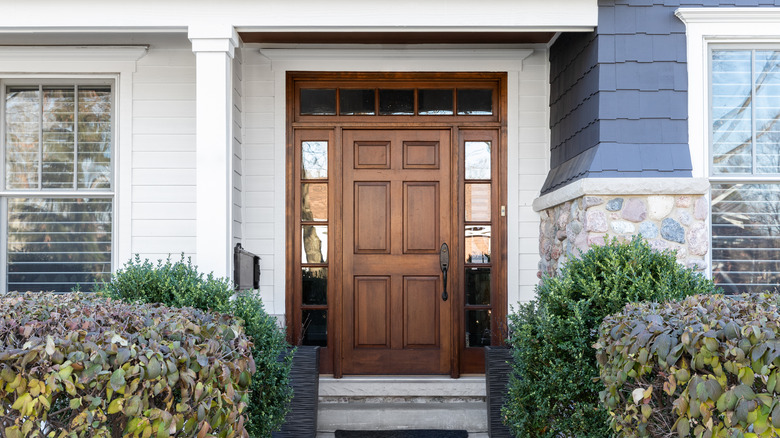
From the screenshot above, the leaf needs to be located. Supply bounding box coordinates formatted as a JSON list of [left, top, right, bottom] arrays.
[[107, 398, 123, 414], [4, 426, 21, 438], [146, 357, 162, 380], [110, 368, 126, 391], [45, 335, 55, 356], [70, 397, 82, 409], [632, 388, 645, 405], [197, 421, 210, 438], [641, 404, 652, 419]]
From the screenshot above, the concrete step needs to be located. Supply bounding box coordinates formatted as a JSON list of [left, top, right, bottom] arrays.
[[317, 376, 488, 436]]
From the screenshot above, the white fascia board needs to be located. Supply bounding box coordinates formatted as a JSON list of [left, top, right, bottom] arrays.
[[0, 0, 596, 33]]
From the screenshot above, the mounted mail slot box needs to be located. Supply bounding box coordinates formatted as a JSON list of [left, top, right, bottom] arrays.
[[234, 243, 260, 290]]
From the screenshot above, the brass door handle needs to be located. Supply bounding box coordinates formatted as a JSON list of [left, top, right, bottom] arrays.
[[440, 243, 449, 301]]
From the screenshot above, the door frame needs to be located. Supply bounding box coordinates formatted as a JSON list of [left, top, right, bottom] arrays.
[[285, 71, 508, 377]]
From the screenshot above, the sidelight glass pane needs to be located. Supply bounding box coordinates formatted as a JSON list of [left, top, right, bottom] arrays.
[[418, 89, 453, 115], [302, 267, 328, 305], [465, 309, 491, 347], [300, 89, 336, 115], [465, 141, 491, 180], [302, 141, 328, 179], [302, 309, 328, 346], [7, 197, 112, 292], [340, 89, 375, 115], [41, 88, 75, 189], [466, 267, 491, 305], [755, 51, 780, 174], [457, 89, 493, 115], [712, 51, 753, 174], [77, 87, 112, 189], [465, 183, 491, 221], [301, 183, 328, 222], [379, 89, 414, 115], [465, 225, 491, 264], [5, 87, 41, 189], [302, 225, 328, 263]]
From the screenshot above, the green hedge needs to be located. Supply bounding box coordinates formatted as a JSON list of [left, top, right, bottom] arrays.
[[503, 237, 718, 437], [96, 255, 292, 438], [0, 292, 254, 437], [597, 293, 780, 438]]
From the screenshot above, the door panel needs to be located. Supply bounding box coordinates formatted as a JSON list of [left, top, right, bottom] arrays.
[[342, 129, 452, 375]]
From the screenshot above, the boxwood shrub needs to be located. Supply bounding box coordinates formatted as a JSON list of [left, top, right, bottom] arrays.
[[503, 237, 718, 438], [0, 292, 254, 437], [96, 255, 293, 438], [596, 293, 780, 438]]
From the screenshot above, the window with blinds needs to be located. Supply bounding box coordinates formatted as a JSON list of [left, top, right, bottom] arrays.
[[711, 49, 780, 293], [3, 83, 113, 292]]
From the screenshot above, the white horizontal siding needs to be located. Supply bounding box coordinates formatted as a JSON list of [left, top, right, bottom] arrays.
[[233, 46, 244, 248]]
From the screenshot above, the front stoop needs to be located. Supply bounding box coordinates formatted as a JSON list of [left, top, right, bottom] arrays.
[[316, 376, 488, 437]]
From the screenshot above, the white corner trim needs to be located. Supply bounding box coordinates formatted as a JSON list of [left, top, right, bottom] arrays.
[[532, 178, 711, 212]]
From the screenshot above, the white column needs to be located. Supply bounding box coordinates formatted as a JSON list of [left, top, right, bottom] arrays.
[[188, 24, 238, 278]]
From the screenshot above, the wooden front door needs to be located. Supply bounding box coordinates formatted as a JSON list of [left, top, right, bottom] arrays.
[[341, 129, 453, 374]]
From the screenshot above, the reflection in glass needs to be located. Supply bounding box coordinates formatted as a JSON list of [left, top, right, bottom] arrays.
[[379, 89, 414, 115], [465, 141, 491, 180], [465, 225, 491, 263], [466, 268, 491, 305], [300, 89, 336, 115], [77, 87, 112, 189], [7, 197, 112, 292], [302, 309, 327, 346], [457, 89, 493, 115], [755, 51, 780, 174], [712, 51, 753, 174], [419, 89, 453, 115], [5, 87, 41, 189], [301, 183, 328, 222], [465, 183, 491, 221], [711, 183, 780, 293], [340, 89, 375, 115], [302, 141, 328, 179], [466, 309, 491, 347], [302, 225, 328, 263], [302, 267, 328, 305], [42, 88, 75, 189]]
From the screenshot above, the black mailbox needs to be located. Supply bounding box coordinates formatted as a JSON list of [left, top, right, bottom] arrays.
[[234, 243, 260, 290]]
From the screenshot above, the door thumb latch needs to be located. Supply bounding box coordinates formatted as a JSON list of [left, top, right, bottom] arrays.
[[439, 243, 449, 301]]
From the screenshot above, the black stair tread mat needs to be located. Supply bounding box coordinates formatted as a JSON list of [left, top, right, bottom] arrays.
[[335, 430, 468, 438]]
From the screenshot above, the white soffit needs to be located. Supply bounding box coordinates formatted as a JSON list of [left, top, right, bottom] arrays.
[[0, 0, 597, 33]]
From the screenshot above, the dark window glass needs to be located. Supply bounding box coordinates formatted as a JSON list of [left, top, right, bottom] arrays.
[[466, 309, 491, 347], [457, 89, 493, 115], [300, 89, 336, 115], [379, 89, 414, 115], [466, 268, 491, 305], [418, 89, 453, 115], [340, 89, 375, 115], [302, 309, 327, 346], [302, 267, 328, 305]]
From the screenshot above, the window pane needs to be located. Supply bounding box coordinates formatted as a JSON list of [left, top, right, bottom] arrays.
[[379, 89, 414, 115], [418, 89, 453, 115], [465, 183, 491, 221], [302, 225, 328, 263], [302, 141, 328, 179], [7, 197, 112, 292], [755, 51, 780, 174], [42, 88, 75, 189], [340, 89, 375, 115], [712, 50, 753, 174], [302, 267, 327, 305], [712, 183, 780, 293], [457, 89, 493, 115], [78, 87, 112, 189], [466, 267, 491, 305], [300, 89, 336, 115], [466, 309, 491, 347], [465, 225, 491, 263], [465, 141, 491, 180], [301, 183, 327, 222], [302, 309, 327, 346], [5, 87, 40, 189]]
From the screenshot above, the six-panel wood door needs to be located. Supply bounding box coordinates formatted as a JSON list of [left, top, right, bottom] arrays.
[[341, 129, 453, 374]]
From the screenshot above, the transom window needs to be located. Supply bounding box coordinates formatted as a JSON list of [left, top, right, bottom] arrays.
[[2, 81, 114, 292], [711, 49, 780, 293]]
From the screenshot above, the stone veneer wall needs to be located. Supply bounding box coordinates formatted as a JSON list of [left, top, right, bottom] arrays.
[[538, 194, 709, 278]]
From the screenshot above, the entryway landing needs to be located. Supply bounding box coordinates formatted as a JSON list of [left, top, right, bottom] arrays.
[[317, 376, 488, 437]]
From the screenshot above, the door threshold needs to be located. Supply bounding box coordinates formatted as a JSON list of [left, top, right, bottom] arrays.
[[319, 375, 486, 398]]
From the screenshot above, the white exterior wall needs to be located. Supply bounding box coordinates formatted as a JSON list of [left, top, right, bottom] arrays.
[[130, 35, 198, 263], [232, 47, 244, 247]]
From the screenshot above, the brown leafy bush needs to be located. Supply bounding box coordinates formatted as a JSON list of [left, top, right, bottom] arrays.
[[595, 294, 780, 437], [0, 292, 255, 438]]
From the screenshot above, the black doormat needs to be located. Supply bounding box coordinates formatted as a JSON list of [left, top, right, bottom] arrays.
[[335, 431, 468, 438]]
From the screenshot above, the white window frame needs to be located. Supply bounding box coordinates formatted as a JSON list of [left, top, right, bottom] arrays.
[[0, 45, 147, 292]]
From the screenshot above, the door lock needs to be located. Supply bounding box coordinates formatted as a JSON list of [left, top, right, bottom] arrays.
[[439, 243, 449, 301]]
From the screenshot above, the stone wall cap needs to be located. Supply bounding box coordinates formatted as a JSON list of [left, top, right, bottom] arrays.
[[532, 177, 710, 212]]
